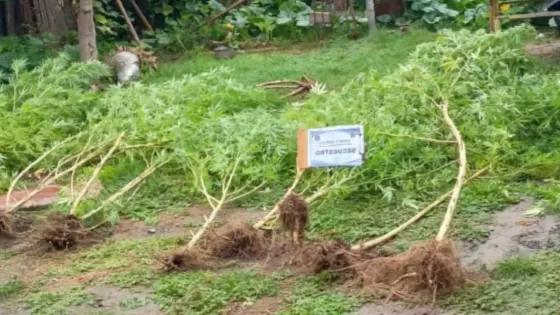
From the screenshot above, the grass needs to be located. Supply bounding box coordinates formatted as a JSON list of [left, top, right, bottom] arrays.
[[154, 269, 281, 314], [309, 178, 524, 248], [147, 30, 437, 89], [0, 278, 24, 299], [42, 236, 182, 279], [24, 287, 95, 315], [448, 252, 560, 315], [279, 275, 360, 315]]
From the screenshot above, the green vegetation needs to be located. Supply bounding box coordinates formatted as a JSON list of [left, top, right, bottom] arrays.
[[25, 287, 95, 315], [154, 269, 280, 314], [1, 12, 560, 315], [279, 276, 360, 315], [0, 278, 24, 299], [449, 252, 560, 314]]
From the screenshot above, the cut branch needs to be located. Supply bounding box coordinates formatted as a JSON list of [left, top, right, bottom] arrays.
[[378, 132, 456, 145], [6, 136, 76, 210], [70, 133, 124, 216], [128, 0, 153, 31], [115, 0, 141, 45], [6, 147, 107, 213], [81, 161, 165, 220], [436, 100, 467, 241], [351, 166, 489, 250], [254, 169, 305, 229]]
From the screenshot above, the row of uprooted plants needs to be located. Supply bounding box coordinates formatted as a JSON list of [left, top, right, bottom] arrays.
[[1, 24, 559, 303]]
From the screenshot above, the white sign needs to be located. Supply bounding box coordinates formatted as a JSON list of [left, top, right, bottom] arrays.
[[306, 125, 364, 168]]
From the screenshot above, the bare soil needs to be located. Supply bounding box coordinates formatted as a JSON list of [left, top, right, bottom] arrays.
[[525, 39, 560, 61], [357, 302, 454, 315], [460, 197, 560, 271]]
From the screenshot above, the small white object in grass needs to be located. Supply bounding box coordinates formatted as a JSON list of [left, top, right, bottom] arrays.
[[111, 51, 141, 84], [536, 33, 545, 39]]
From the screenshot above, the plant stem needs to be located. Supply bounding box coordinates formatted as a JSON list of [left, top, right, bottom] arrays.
[[254, 168, 305, 229], [7, 147, 105, 214], [70, 133, 124, 216], [6, 135, 76, 210], [378, 132, 456, 144], [81, 161, 165, 220], [436, 100, 468, 241], [351, 166, 488, 250]]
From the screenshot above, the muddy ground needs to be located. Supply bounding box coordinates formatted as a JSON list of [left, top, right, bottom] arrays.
[[1, 197, 559, 315]]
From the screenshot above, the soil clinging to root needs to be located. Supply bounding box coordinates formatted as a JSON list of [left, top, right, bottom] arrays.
[[278, 193, 309, 243], [203, 222, 269, 259], [356, 240, 466, 302], [35, 212, 98, 251], [0, 212, 13, 237], [160, 246, 214, 272]]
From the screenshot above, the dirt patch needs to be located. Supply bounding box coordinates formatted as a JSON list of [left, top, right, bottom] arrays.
[[357, 302, 454, 315], [460, 197, 560, 271], [525, 40, 560, 60], [227, 296, 286, 315], [112, 207, 267, 241], [77, 286, 162, 315]]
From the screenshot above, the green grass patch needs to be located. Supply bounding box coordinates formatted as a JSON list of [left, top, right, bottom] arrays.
[[45, 237, 182, 278], [25, 287, 95, 315], [448, 252, 560, 314], [104, 266, 159, 288], [154, 269, 280, 314], [0, 278, 24, 299], [147, 30, 436, 89], [309, 178, 523, 246], [279, 275, 359, 315]]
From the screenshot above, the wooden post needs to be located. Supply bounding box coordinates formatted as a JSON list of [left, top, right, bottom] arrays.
[[490, 0, 501, 32], [488, 0, 495, 32]]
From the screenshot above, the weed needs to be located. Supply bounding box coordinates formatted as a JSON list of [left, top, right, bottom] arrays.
[[105, 267, 158, 288], [495, 258, 540, 279], [0, 278, 24, 298], [48, 237, 182, 278], [448, 252, 560, 314], [25, 287, 95, 315], [154, 269, 280, 314], [279, 276, 359, 315]]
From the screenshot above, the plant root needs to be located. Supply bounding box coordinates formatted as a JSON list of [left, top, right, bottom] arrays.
[[257, 76, 318, 98], [278, 193, 309, 244], [0, 212, 13, 237], [203, 223, 269, 259], [284, 240, 387, 275], [355, 239, 466, 302], [160, 246, 214, 272], [35, 212, 97, 251]]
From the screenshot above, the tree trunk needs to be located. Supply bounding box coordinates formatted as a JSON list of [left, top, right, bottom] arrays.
[[77, 0, 98, 62], [5, 0, 18, 35], [365, 0, 377, 32]]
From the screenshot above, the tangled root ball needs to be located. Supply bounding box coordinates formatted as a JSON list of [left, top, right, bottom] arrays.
[[204, 223, 269, 259], [278, 193, 309, 242], [36, 212, 91, 251]]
